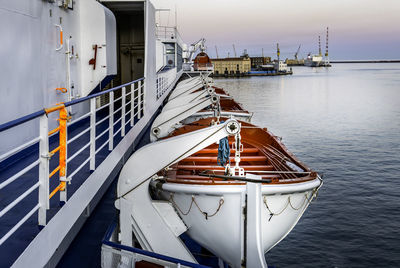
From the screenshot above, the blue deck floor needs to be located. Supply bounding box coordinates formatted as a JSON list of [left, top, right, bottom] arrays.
[[57, 119, 152, 268]]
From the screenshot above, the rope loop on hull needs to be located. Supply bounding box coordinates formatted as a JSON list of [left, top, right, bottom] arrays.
[[263, 185, 321, 221], [169, 193, 224, 220]]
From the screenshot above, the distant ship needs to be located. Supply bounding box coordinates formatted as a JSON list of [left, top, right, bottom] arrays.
[[305, 28, 331, 67], [304, 53, 323, 67]]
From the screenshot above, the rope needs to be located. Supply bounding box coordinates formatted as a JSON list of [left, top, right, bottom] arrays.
[[263, 182, 322, 221], [169, 194, 194, 216], [263, 196, 290, 221], [263, 192, 310, 221], [169, 194, 224, 220], [193, 197, 224, 220], [288, 194, 308, 210]]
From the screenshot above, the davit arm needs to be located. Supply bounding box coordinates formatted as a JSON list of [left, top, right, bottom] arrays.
[[115, 120, 240, 262]]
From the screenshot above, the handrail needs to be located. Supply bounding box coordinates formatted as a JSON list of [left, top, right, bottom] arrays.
[[156, 67, 178, 99], [64, 77, 144, 107], [102, 221, 208, 268], [0, 110, 45, 133], [0, 77, 145, 133], [0, 77, 147, 250]]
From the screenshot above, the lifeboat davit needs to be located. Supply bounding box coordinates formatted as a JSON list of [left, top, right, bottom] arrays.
[[116, 75, 322, 268], [151, 117, 322, 267]]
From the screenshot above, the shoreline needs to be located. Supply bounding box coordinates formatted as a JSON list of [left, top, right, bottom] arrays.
[[330, 60, 400, 63]]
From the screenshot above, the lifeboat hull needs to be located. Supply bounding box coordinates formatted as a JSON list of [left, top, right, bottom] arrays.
[[155, 178, 320, 267]]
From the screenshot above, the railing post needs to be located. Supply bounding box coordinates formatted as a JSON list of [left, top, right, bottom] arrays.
[[109, 91, 114, 151], [90, 98, 96, 170], [157, 78, 160, 99], [59, 107, 68, 205], [121, 87, 126, 137], [138, 80, 142, 119], [38, 115, 49, 226], [142, 80, 145, 117], [130, 84, 134, 127]]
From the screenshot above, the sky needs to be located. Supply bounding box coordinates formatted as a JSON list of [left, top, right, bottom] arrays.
[[152, 0, 400, 60]]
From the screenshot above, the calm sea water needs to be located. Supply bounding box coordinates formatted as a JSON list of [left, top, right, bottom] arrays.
[[214, 64, 400, 268]]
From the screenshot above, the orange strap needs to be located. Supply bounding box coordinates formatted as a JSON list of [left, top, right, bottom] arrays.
[[56, 87, 67, 93], [44, 103, 65, 114]]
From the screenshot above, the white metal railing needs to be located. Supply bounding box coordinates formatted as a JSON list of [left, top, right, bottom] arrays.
[[0, 78, 145, 246], [156, 68, 177, 99], [156, 26, 183, 45], [101, 222, 207, 268]]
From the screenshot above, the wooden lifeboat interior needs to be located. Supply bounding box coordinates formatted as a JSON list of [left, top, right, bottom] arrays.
[[162, 118, 316, 185]]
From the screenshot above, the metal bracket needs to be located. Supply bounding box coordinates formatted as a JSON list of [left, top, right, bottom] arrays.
[[60, 176, 71, 184], [54, 24, 63, 51], [41, 153, 52, 159]]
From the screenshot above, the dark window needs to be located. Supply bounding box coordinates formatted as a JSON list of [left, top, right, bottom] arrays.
[[137, 58, 142, 64]]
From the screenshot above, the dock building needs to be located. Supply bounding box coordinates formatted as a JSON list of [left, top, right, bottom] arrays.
[[211, 57, 251, 76], [250, 57, 272, 68], [285, 58, 305, 66]]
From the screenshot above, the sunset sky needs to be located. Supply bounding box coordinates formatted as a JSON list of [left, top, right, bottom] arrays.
[[153, 0, 400, 60]]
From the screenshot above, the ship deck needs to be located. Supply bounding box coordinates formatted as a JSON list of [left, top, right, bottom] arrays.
[[57, 118, 153, 267], [0, 108, 143, 267]]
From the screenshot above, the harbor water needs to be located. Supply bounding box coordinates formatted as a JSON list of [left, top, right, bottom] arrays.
[[215, 64, 400, 267]]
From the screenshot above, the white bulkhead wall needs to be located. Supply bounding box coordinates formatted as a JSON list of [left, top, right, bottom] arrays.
[[0, 0, 116, 155], [144, 0, 157, 114], [156, 39, 165, 72], [78, 0, 117, 97]]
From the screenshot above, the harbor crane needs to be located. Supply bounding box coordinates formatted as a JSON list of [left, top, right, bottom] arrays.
[[318, 36, 322, 56], [294, 45, 301, 60], [277, 43, 280, 61], [232, 44, 237, 57], [325, 27, 329, 65]]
